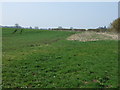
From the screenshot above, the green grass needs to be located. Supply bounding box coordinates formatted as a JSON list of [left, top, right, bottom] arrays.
[[2, 28, 118, 88]]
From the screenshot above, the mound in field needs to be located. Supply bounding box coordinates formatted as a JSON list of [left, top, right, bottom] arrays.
[[67, 31, 118, 42]]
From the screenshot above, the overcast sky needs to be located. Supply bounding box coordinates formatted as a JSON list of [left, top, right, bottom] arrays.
[[2, 2, 118, 29]]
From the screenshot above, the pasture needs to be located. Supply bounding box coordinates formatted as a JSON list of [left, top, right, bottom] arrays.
[[2, 28, 118, 88]]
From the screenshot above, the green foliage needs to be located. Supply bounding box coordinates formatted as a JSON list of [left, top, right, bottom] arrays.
[[109, 18, 120, 33], [2, 28, 118, 88]]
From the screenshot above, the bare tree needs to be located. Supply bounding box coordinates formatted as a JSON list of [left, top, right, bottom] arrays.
[[34, 26, 39, 29], [15, 23, 19, 28], [12, 24, 22, 34], [70, 27, 74, 30], [58, 26, 62, 30], [29, 26, 32, 29]]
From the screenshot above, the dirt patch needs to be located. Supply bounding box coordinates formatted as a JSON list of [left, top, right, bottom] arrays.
[[67, 31, 118, 42]]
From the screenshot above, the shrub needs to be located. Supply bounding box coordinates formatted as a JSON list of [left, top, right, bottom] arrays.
[[109, 18, 120, 33]]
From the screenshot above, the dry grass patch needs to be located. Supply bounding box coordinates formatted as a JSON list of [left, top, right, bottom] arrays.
[[67, 31, 118, 42]]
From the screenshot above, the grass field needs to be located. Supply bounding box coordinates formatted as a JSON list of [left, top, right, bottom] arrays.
[[2, 28, 118, 88]]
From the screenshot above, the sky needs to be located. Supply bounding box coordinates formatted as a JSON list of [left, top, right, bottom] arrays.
[[2, 2, 118, 29]]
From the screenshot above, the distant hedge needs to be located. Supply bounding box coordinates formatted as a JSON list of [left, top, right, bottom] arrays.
[[87, 29, 107, 32], [51, 28, 107, 32], [110, 18, 120, 33]]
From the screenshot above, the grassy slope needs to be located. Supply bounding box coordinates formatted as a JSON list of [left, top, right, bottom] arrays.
[[2, 28, 118, 88]]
